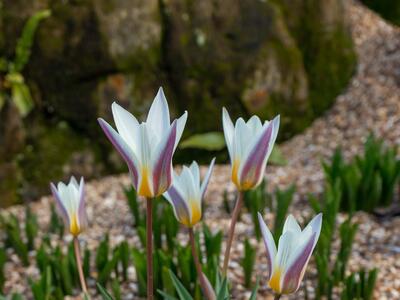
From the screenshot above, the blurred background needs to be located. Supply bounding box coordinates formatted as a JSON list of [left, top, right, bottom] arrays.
[[0, 0, 397, 207]]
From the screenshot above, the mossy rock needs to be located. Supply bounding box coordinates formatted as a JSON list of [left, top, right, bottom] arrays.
[[161, 0, 355, 138], [273, 0, 357, 116], [18, 118, 108, 201]]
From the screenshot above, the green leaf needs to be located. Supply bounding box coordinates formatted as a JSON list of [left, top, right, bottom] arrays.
[[158, 290, 179, 300], [97, 282, 114, 300], [249, 277, 260, 300], [12, 9, 51, 73], [10, 80, 34, 117], [180, 132, 225, 151], [240, 239, 256, 288], [168, 270, 193, 300], [216, 277, 229, 300]]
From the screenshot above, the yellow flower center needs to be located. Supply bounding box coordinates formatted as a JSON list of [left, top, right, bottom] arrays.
[[70, 214, 81, 236], [269, 267, 282, 294], [138, 168, 153, 197], [232, 159, 240, 188], [190, 201, 201, 226]]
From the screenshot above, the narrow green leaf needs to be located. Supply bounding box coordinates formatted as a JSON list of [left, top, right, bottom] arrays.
[[180, 132, 225, 151], [97, 282, 114, 300], [168, 270, 193, 300]]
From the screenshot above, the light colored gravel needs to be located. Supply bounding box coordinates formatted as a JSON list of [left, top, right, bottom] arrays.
[[2, 1, 400, 299]]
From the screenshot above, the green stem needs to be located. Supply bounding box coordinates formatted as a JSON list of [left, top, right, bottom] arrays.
[[222, 191, 244, 276], [274, 294, 281, 300]]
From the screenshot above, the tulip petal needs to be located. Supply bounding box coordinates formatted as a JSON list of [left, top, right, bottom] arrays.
[[200, 158, 215, 199], [152, 121, 177, 196], [234, 118, 251, 161], [112, 102, 140, 155], [239, 122, 273, 189], [281, 233, 316, 294], [69, 176, 79, 190], [175, 111, 188, 151], [189, 161, 200, 186], [282, 214, 302, 234], [303, 213, 323, 245], [246, 115, 263, 134], [222, 108, 235, 159], [258, 212, 277, 280], [50, 183, 70, 227], [164, 185, 191, 226], [77, 177, 87, 229], [266, 115, 280, 159], [98, 118, 139, 188], [147, 87, 170, 138]]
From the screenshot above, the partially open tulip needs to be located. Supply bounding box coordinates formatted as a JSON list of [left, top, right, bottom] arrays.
[[164, 158, 215, 227], [50, 177, 87, 237], [258, 213, 322, 295], [98, 87, 187, 198], [222, 108, 279, 191]]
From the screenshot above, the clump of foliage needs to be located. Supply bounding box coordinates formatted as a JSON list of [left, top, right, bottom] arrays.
[[310, 182, 377, 299], [323, 135, 400, 213], [0, 9, 50, 116], [0, 206, 38, 266]]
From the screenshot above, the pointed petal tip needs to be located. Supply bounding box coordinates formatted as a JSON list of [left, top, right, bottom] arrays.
[[50, 182, 57, 192], [257, 212, 264, 223], [210, 157, 216, 166]]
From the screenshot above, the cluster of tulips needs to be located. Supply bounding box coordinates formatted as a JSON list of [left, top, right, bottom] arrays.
[[50, 88, 322, 300]]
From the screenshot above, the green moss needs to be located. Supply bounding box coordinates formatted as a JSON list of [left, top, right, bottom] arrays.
[[0, 162, 21, 208], [305, 26, 356, 115], [18, 120, 98, 199], [273, 0, 357, 117], [361, 0, 400, 26]]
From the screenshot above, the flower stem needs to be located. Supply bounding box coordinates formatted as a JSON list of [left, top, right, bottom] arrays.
[[73, 237, 88, 294], [146, 198, 154, 300], [188, 227, 214, 300], [222, 191, 244, 276], [274, 294, 281, 300]]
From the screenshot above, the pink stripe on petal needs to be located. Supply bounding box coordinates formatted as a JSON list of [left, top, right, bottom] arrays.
[[50, 183, 70, 228], [152, 121, 177, 196], [282, 233, 316, 294], [239, 122, 273, 187], [258, 212, 277, 280], [98, 118, 139, 187], [166, 186, 191, 224]]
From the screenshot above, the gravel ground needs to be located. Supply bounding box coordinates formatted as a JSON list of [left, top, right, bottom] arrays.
[[2, 1, 400, 299]]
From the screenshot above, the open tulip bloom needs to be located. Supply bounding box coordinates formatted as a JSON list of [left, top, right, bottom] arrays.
[[50, 176, 88, 293], [258, 213, 322, 296], [50, 176, 87, 237], [222, 108, 280, 191], [164, 159, 217, 300], [222, 108, 280, 275], [98, 87, 187, 198], [164, 158, 215, 227]]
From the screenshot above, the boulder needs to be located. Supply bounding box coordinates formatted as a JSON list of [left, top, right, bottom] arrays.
[[0, 0, 356, 205]]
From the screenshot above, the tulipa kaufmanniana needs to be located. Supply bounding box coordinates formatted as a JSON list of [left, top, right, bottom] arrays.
[[258, 213, 322, 299], [164, 159, 216, 299], [50, 177, 88, 294], [221, 108, 280, 275], [98, 87, 187, 299]]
